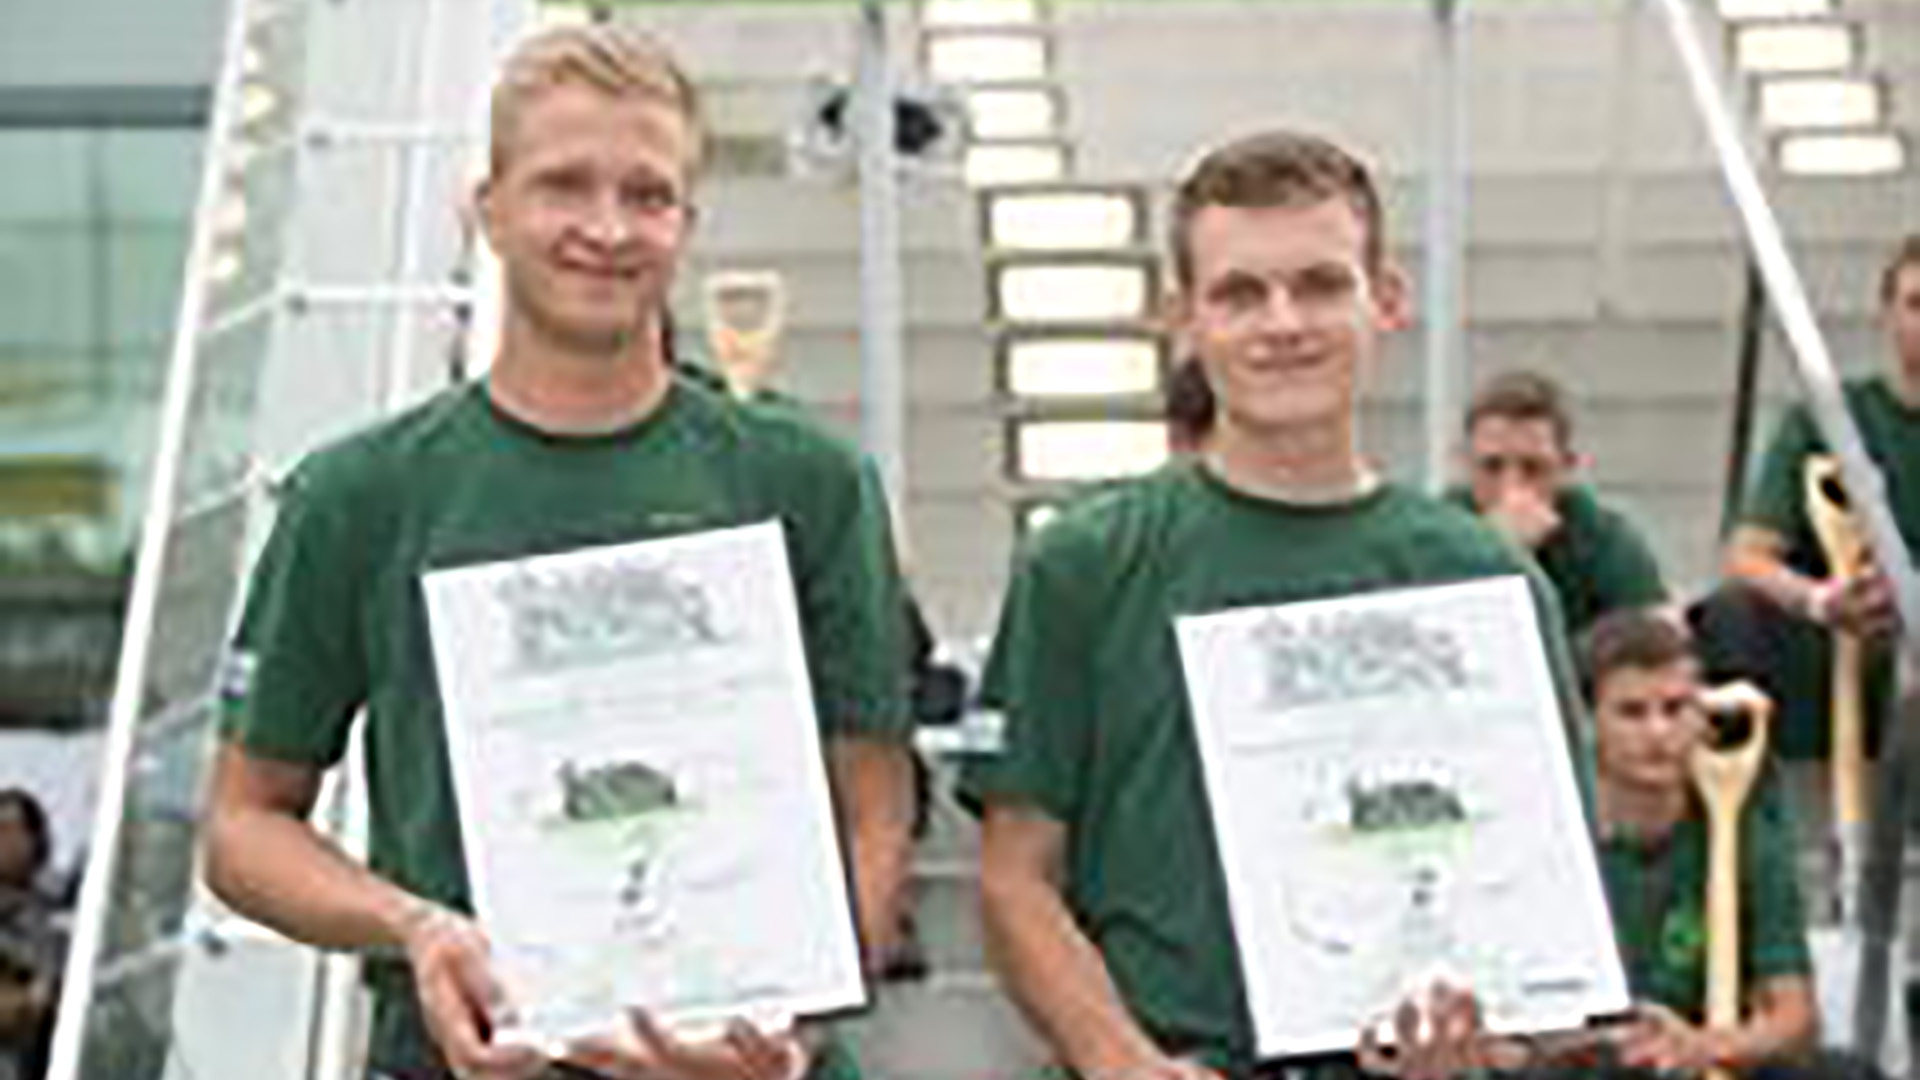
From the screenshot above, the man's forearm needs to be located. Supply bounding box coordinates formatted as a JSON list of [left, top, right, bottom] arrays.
[[980, 869, 1166, 1076], [830, 738, 915, 961], [204, 803, 425, 953], [1724, 528, 1824, 621]]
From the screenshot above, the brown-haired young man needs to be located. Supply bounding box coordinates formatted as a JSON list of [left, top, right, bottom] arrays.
[[1581, 611, 1816, 1073], [1700, 234, 1920, 763], [204, 25, 914, 1080], [1450, 369, 1667, 637], [960, 130, 1585, 1080]]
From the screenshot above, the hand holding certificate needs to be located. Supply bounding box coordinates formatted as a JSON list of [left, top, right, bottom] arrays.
[[1176, 576, 1627, 1059], [423, 522, 866, 1051]]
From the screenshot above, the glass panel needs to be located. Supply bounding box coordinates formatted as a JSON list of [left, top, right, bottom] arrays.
[[0, 127, 201, 568]]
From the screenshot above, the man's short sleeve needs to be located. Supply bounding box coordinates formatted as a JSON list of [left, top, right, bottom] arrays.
[[1591, 511, 1667, 613], [791, 456, 911, 743], [1744, 797, 1814, 982], [218, 463, 369, 766], [1743, 404, 1820, 541], [957, 528, 1097, 824]]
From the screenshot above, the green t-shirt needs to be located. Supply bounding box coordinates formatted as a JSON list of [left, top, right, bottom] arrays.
[[1598, 804, 1812, 1019], [220, 377, 908, 1075], [1736, 376, 1920, 759], [1743, 376, 1920, 560], [1444, 484, 1667, 638], [959, 461, 1587, 1078]]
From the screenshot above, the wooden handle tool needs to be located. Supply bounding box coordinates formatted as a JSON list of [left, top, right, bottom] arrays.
[[1691, 681, 1773, 1080], [1805, 454, 1869, 919]]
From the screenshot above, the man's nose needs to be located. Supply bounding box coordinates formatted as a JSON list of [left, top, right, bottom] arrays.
[[1254, 286, 1306, 334], [578, 191, 637, 245]]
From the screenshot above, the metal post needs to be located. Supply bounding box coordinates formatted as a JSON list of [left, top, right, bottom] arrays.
[[1719, 260, 1766, 540], [855, 0, 908, 520], [1648, 0, 1920, 1058], [1422, 0, 1467, 493]]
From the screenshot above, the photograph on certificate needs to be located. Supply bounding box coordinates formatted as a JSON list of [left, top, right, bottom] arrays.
[[423, 521, 865, 1046], [1177, 575, 1627, 1058]]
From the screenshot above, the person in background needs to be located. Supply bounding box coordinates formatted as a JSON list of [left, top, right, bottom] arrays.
[[1451, 369, 1667, 638], [1582, 610, 1816, 1073], [0, 789, 62, 1080], [1697, 235, 1920, 765], [1164, 355, 1218, 457]]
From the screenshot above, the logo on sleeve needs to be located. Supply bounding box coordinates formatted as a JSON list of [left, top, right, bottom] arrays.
[[218, 649, 258, 702]]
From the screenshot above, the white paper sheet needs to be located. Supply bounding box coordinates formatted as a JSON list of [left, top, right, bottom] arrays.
[[1176, 575, 1627, 1058], [424, 521, 864, 1044]]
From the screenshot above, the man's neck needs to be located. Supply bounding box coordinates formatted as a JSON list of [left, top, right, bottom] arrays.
[[1597, 778, 1689, 839], [1205, 419, 1377, 505], [488, 317, 670, 434], [1886, 366, 1920, 410]]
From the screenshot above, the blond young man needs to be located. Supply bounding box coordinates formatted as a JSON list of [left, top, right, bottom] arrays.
[[204, 26, 914, 1080], [960, 131, 1584, 1080]]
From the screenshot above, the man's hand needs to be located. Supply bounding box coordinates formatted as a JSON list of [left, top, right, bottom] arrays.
[[563, 1012, 808, 1080], [1810, 566, 1899, 638], [1484, 489, 1561, 550], [1614, 1002, 1733, 1073], [1356, 983, 1519, 1080], [402, 903, 546, 1080]]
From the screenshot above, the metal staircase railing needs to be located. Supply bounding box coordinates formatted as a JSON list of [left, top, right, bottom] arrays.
[[45, 2, 531, 1078]]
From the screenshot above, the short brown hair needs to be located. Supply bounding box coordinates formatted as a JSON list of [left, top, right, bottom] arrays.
[[1880, 234, 1920, 307], [1168, 130, 1386, 289], [1580, 608, 1693, 706], [490, 25, 704, 176], [1164, 356, 1216, 449], [1465, 370, 1574, 450]]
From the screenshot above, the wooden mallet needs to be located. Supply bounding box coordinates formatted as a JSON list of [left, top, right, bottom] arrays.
[[1691, 680, 1773, 1079]]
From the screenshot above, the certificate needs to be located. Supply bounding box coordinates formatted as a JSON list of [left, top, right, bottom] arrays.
[[424, 521, 864, 1045], [1176, 576, 1627, 1058]]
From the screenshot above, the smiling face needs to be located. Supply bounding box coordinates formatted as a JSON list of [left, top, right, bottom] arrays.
[[478, 81, 694, 358], [1171, 197, 1407, 439]]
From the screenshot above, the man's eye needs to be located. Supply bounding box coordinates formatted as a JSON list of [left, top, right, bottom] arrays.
[[1214, 279, 1264, 307], [623, 184, 680, 212], [1293, 269, 1354, 299], [537, 171, 593, 197]]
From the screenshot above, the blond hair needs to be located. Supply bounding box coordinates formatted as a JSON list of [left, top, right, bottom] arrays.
[[490, 24, 704, 176]]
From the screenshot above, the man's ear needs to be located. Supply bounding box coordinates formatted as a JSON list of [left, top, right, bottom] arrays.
[[1160, 287, 1194, 353], [1373, 263, 1413, 331], [472, 175, 500, 253]]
